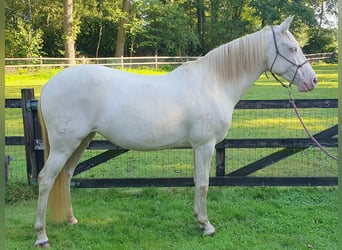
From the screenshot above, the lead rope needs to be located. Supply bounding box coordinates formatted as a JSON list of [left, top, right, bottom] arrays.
[[286, 88, 338, 161]]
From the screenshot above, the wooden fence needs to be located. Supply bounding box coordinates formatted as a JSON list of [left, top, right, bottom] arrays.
[[5, 52, 337, 69], [5, 89, 338, 187]]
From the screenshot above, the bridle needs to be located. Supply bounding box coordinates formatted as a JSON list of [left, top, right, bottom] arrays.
[[269, 26, 308, 88]]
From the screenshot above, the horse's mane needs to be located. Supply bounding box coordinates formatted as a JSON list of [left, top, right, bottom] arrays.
[[196, 27, 269, 82]]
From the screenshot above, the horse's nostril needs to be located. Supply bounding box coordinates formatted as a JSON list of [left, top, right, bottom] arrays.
[[313, 77, 318, 85]]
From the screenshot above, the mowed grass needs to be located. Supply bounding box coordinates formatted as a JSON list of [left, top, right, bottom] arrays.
[[4, 63, 338, 99], [5, 63, 338, 249], [4, 67, 168, 98], [6, 186, 337, 250]]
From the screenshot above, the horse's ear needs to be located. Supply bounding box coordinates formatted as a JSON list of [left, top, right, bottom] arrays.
[[278, 16, 294, 33]]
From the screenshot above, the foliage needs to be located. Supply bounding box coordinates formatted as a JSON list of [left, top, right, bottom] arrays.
[[5, 0, 337, 57], [303, 28, 338, 53], [76, 16, 118, 57], [5, 17, 44, 58], [132, 1, 200, 56]]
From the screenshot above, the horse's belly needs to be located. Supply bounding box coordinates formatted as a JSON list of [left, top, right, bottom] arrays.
[[94, 105, 191, 150], [98, 122, 191, 151]]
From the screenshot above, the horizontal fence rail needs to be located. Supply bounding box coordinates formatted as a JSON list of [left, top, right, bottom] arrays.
[[5, 89, 338, 187], [5, 52, 337, 69]]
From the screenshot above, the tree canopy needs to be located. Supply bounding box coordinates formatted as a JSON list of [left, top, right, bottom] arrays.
[[5, 0, 337, 58]]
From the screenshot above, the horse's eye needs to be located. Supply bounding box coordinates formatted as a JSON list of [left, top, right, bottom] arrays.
[[290, 47, 298, 53]]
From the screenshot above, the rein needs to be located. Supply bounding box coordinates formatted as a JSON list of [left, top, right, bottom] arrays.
[[267, 26, 338, 161]]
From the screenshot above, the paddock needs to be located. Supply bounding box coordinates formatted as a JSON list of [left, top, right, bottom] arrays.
[[5, 88, 337, 187]]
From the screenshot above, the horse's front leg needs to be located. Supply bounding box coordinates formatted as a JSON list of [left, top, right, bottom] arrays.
[[193, 142, 215, 236]]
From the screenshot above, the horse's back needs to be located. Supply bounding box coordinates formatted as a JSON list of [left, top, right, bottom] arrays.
[[42, 65, 123, 97]]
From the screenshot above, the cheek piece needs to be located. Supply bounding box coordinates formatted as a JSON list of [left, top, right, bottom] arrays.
[[269, 26, 309, 89]]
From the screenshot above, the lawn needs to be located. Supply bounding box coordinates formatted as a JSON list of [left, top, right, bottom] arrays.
[[5, 63, 338, 249], [5, 186, 337, 250]]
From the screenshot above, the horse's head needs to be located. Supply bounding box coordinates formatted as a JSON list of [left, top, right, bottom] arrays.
[[266, 16, 318, 92]]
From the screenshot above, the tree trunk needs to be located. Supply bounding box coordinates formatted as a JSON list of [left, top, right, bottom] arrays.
[[196, 0, 205, 47], [115, 0, 131, 57], [63, 0, 75, 64], [96, 22, 103, 58]]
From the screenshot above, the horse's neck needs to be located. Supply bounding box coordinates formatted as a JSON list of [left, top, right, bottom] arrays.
[[202, 29, 268, 104], [228, 62, 267, 103]]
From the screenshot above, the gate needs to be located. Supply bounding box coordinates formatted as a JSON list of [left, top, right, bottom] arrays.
[[16, 88, 338, 187]]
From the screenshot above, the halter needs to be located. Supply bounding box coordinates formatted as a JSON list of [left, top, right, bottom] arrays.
[[269, 26, 308, 88], [269, 27, 337, 161]]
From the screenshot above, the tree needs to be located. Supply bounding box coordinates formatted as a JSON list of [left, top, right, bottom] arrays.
[[75, 0, 122, 57], [5, 0, 337, 58], [130, 0, 199, 56], [313, 0, 337, 30], [195, 0, 205, 47], [63, 0, 76, 64], [303, 28, 337, 53], [302, 0, 337, 53], [5, 17, 43, 58], [204, 0, 253, 53], [115, 0, 131, 57]]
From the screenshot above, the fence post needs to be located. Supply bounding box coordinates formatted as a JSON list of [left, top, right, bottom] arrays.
[[155, 54, 158, 68], [215, 147, 226, 177], [21, 88, 44, 184]]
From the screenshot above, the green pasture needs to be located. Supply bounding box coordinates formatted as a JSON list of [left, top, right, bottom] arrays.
[[5, 63, 338, 249], [6, 186, 337, 249], [4, 63, 339, 99]]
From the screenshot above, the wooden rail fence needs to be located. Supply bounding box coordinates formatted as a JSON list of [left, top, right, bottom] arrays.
[[5, 52, 337, 69]]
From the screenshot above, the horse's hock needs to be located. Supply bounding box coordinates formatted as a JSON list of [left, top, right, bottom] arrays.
[[20, 88, 337, 187]]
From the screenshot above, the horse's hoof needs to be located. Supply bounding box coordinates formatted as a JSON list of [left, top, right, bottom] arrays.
[[203, 228, 215, 236], [68, 217, 78, 225], [35, 240, 51, 248], [205, 231, 215, 237], [199, 222, 215, 236]]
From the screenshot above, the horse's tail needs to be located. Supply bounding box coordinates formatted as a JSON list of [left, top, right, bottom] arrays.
[[38, 100, 70, 223], [38, 100, 49, 164]]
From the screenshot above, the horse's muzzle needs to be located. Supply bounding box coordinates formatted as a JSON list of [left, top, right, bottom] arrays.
[[297, 76, 318, 92]]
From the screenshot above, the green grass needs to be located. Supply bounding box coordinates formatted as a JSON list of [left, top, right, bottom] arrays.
[[243, 63, 338, 100], [4, 63, 338, 99], [5, 187, 337, 249], [4, 67, 167, 98], [5, 63, 338, 249]]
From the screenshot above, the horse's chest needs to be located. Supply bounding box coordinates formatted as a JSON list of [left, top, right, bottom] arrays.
[[189, 108, 232, 144]]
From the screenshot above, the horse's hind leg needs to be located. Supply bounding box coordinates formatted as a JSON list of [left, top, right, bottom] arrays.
[[34, 133, 91, 247], [34, 149, 75, 247], [64, 132, 95, 224]]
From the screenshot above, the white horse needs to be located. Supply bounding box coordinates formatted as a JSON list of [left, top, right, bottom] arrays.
[[34, 17, 317, 247]]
